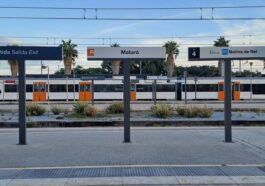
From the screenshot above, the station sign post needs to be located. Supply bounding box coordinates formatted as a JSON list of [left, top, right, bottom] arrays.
[[0, 46, 63, 145], [87, 47, 166, 143], [188, 46, 265, 143]]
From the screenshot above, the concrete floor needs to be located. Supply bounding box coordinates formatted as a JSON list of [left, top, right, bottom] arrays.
[[0, 127, 265, 168]]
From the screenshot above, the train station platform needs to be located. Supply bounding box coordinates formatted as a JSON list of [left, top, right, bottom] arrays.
[[0, 127, 265, 185]]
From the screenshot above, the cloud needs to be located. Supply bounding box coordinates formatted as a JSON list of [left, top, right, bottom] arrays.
[[0, 37, 20, 46]]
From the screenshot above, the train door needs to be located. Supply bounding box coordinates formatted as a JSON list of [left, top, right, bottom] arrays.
[[131, 83, 137, 101], [232, 82, 240, 101], [218, 82, 224, 101], [218, 82, 241, 101], [79, 82, 92, 101], [33, 82, 47, 102]]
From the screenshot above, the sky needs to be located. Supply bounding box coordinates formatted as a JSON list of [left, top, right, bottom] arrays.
[[1, 0, 265, 75]]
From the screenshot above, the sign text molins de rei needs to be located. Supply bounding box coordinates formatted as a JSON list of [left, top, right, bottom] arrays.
[[188, 46, 265, 61], [0, 46, 63, 60], [87, 47, 166, 60]]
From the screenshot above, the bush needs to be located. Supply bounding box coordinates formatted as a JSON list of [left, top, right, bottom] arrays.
[[51, 106, 64, 115], [175, 106, 186, 116], [26, 103, 46, 116], [73, 102, 88, 114], [84, 106, 97, 117], [176, 105, 214, 118], [198, 106, 214, 118], [63, 109, 70, 115], [151, 104, 173, 118], [106, 102, 124, 114]]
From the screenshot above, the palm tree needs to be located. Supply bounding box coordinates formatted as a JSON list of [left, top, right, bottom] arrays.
[[111, 43, 120, 75], [8, 60, 19, 76], [214, 36, 230, 76], [60, 40, 78, 75], [164, 41, 179, 77]]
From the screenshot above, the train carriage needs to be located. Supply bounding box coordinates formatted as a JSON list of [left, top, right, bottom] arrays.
[[0, 76, 265, 102]]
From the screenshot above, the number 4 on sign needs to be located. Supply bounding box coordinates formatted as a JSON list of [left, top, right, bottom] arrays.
[[192, 49, 197, 57]]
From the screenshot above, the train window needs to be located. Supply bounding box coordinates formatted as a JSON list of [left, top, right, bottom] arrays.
[[252, 84, 265, 94], [94, 85, 107, 92], [50, 84, 66, 92], [26, 85, 33, 92], [136, 84, 152, 92], [5, 85, 17, 92], [39, 84, 46, 92], [197, 84, 218, 92], [34, 84, 39, 92], [240, 84, 250, 92], [187, 85, 195, 92], [131, 84, 136, 91], [219, 84, 224, 91], [157, 84, 175, 92], [234, 84, 240, 91], [80, 84, 91, 92], [108, 84, 123, 92], [68, 85, 79, 92], [182, 85, 194, 92]]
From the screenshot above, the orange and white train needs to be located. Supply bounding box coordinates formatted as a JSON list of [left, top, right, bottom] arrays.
[[0, 76, 264, 102]]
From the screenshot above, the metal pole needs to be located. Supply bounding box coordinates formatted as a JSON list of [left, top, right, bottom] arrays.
[[184, 71, 187, 104], [250, 62, 253, 101], [73, 62, 76, 102], [224, 60, 232, 143], [123, 61, 130, 143], [140, 60, 142, 75], [41, 60, 43, 75], [66, 77, 68, 102], [194, 77, 197, 101], [91, 80, 94, 105], [175, 82, 178, 101], [2, 80, 5, 102], [152, 80, 157, 105], [47, 67, 50, 103], [18, 60, 26, 145]]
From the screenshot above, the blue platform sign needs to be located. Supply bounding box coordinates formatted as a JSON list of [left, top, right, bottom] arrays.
[[0, 46, 63, 60]]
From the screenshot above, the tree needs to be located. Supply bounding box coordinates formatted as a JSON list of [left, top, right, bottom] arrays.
[[55, 65, 104, 75], [111, 43, 120, 75], [164, 41, 179, 77], [8, 60, 19, 76], [174, 66, 219, 77], [233, 70, 262, 77], [60, 40, 78, 75], [101, 60, 113, 74], [213, 36, 230, 76]]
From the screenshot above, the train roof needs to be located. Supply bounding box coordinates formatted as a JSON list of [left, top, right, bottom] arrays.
[[0, 75, 264, 81]]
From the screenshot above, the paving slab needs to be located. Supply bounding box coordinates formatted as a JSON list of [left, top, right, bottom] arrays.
[[0, 127, 265, 168]]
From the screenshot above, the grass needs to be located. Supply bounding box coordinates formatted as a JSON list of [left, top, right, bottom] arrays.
[[84, 106, 97, 117], [151, 104, 173, 118], [106, 102, 124, 114], [73, 102, 89, 114], [176, 105, 214, 118], [51, 106, 65, 115], [26, 103, 46, 116]]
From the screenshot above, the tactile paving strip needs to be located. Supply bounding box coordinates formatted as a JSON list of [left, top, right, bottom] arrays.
[[0, 166, 265, 179]]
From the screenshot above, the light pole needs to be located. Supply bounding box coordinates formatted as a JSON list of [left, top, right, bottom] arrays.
[[73, 62, 76, 102], [41, 65, 50, 103], [139, 60, 142, 75], [184, 71, 187, 104], [41, 60, 43, 75], [194, 77, 198, 101], [250, 62, 253, 101]]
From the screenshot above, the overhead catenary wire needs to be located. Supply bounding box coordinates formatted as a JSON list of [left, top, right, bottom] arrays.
[[0, 5, 265, 10], [0, 5, 265, 21]]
